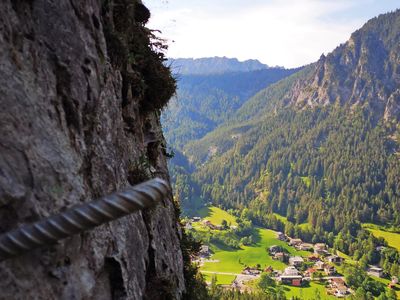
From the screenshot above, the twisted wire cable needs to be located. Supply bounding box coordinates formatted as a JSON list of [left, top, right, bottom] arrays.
[[0, 178, 169, 262]]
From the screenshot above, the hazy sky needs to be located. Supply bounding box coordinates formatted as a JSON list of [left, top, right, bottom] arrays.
[[144, 0, 399, 68]]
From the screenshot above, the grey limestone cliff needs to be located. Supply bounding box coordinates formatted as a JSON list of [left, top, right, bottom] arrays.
[[0, 0, 184, 299]]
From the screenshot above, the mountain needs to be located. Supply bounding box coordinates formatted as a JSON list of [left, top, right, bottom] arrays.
[[162, 67, 300, 149], [168, 57, 270, 75], [181, 10, 400, 236], [0, 1, 186, 299]]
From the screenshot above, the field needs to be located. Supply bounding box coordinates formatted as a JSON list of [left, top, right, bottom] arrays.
[[197, 207, 310, 287], [283, 282, 336, 300], [363, 223, 400, 251], [192, 207, 400, 298], [201, 273, 236, 285], [197, 206, 238, 226], [273, 213, 288, 223], [201, 228, 309, 275]]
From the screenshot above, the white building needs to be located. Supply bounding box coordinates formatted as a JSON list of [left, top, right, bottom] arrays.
[[289, 256, 304, 267], [367, 266, 383, 278], [283, 266, 299, 276]]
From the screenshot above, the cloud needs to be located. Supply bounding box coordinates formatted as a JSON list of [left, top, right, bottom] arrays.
[[145, 0, 398, 68]]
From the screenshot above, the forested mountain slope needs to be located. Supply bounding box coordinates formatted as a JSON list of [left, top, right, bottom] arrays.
[[183, 10, 400, 232], [162, 67, 299, 149]]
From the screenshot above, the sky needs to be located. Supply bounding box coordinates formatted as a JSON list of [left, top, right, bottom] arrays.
[[144, 0, 399, 68]]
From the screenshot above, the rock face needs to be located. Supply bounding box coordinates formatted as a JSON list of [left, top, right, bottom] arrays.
[[0, 1, 184, 299], [281, 10, 400, 122]]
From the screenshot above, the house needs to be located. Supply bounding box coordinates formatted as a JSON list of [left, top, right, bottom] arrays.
[[308, 254, 320, 262], [376, 246, 386, 252], [280, 275, 303, 286], [329, 278, 349, 298], [241, 267, 261, 276], [279, 275, 303, 286], [202, 220, 218, 230], [324, 264, 336, 275], [289, 238, 303, 246], [297, 243, 313, 251], [304, 268, 317, 278], [314, 243, 327, 255], [269, 245, 281, 254], [334, 286, 349, 297], [329, 278, 346, 287], [283, 266, 299, 276], [315, 260, 325, 270], [280, 267, 302, 285], [274, 252, 287, 262], [202, 219, 211, 226], [264, 266, 274, 273], [199, 245, 210, 258], [185, 222, 193, 230], [192, 217, 201, 222], [367, 266, 384, 278], [289, 256, 304, 267], [277, 232, 286, 241], [392, 276, 399, 284], [327, 255, 344, 264]]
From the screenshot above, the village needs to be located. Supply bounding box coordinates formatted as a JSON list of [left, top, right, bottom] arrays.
[[189, 215, 399, 298]]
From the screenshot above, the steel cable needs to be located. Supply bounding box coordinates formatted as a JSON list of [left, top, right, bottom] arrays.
[[0, 178, 169, 262]]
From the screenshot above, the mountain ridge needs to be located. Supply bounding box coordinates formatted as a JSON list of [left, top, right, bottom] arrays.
[[179, 9, 400, 228], [162, 66, 300, 149], [168, 56, 272, 75]]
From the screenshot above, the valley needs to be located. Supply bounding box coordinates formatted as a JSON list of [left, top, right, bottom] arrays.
[[185, 206, 400, 298], [165, 9, 400, 300]]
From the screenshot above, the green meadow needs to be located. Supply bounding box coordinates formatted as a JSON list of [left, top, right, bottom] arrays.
[[201, 228, 309, 274], [283, 282, 336, 299], [201, 273, 236, 285], [197, 206, 238, 226], [196, 207, 310, 287], [363, 223, 400, 251], [194, 207, 398, 299]]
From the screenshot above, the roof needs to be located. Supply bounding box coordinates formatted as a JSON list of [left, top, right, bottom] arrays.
[[306, 268, 317, 273], [284, 266, 299, 275], [368, 266, 383, 271], [289, 256, 304, 261], [330, 278, 345, 283], [324, 265, 335, 270], [291, 238, 302, 242], [200, 245, 209, 251], [280, 275, 303, 279]]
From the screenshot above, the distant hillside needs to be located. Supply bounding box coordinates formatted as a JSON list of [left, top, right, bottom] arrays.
[[169, 9, 400, 292], [168, 57, 270, 75], [162, 67, 300, 149], [183, 10, 400, 232]]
